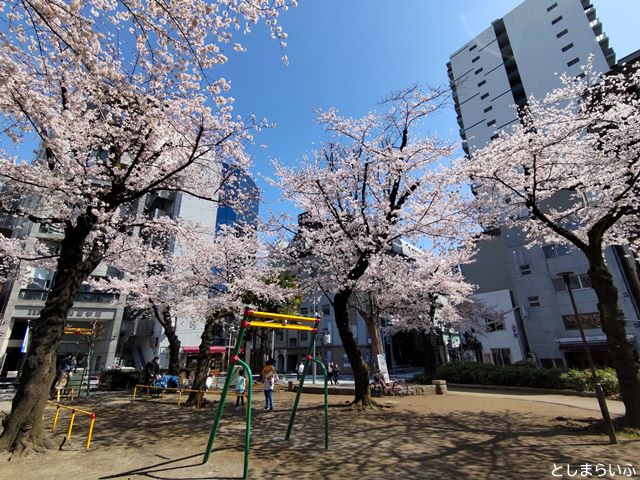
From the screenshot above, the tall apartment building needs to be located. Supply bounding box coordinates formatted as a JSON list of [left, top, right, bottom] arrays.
[[448, 0, 640, 368]]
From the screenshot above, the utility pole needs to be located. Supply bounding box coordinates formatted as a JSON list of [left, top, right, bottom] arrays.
[[559, 272, 617, 444]]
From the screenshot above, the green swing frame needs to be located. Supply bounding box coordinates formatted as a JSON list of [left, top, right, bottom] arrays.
[[202, 308, 329, 479]]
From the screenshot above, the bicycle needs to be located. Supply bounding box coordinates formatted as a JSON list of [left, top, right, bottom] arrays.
[[370, 377, 409, 397]]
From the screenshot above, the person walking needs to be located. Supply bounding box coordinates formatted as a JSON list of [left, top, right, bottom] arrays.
[[332, 362, 340, 385], [297, 360, 305, 381], [327, 362, 334, 385], [235, 367, 246, 411], [261, 359, 279, 411]]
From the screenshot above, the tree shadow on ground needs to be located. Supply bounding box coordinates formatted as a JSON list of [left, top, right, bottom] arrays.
[[53, 392, 637, 480]]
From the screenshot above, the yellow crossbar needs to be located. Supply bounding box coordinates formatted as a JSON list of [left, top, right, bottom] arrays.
[[247, 310, 318, 323], [247, 321, 315, 332]]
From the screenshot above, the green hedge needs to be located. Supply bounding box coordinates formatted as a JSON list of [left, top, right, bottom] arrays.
[[415, 362, 619, 395], [560, 367, 619, 396], [98, 369, 145, 391]]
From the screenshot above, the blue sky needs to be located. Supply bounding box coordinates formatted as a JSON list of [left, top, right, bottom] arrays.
[[3, 1, 637, 221], [216, 0, 639, 220]]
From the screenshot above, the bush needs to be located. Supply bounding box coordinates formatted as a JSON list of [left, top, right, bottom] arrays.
[[560, 367, 619, 396], [415, 362, 619, 395], [99, 369, 145, 391]]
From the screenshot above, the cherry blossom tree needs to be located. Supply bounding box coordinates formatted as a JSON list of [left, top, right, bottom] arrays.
[[276, 86, 475, 406], [351, 246, 475, 373], [460, 63, 640, 426], [0, 0, 295, 453], [104, 220, 292, 404], [167, 224, 291, 404]]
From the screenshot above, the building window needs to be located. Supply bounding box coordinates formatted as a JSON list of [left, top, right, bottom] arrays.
[[490, 134, 499, 140], [556, 29, 569, 38], [342, 353, 350, 367], [300, 307, 308, 316], [469, 44, 477, 51], [562, 312, 601, 330], [483, 106, 493, 113], [540, 358, 563, 368], [475, 68, 483, 75], [543, 244, 571, 258], [472, 56, 480, 63], [567, 57, 580, 67], [480, 93, 489, 100], [486, 119, 496, 126], [552, 273, 592, 292], [546, 2, 558, 12], [485, 316, 505, 332], [561, 42, 574, 52], [528, 296, 541, 307], [300, 332, 308, 342], [491, 348, 512, 366], [520, 264, 532, 275], [322, 304, 330, 316], [276, 331, 284, 342], [551, 15, 563, 25], [288, 337, 297, 347], [478, 80, 486, 87]]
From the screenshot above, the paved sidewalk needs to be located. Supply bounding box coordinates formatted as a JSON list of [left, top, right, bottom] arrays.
[[449, 388, 626, 416]]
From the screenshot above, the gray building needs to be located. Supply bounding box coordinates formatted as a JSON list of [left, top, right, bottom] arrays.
[[0, 214, 128, 377], [448, 0, 640, 368]]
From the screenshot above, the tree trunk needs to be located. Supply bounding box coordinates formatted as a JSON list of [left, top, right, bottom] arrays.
[[360, 292, 384, 367], [186, 316, 217, 406], [151, 304, 181, 376], [334, 289, 372, 406], [587, 250, 640, 427], [423, 332, 438, 376], [0, 221, 99, 453], [423, 297, 439, 376]]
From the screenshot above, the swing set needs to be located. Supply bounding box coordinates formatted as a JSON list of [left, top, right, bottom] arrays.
[[202, 308, 330, 479]]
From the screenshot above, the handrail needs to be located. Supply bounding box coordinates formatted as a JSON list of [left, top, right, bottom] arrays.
[[132, 384, 223, 410], [47, 401, 96, 449]]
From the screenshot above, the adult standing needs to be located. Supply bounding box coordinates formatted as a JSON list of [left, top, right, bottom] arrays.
[[261, 359, 279, 412], [297, 361, 305, 381]]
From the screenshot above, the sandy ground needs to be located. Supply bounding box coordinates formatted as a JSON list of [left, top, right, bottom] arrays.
[[1, 389, 638, 479]]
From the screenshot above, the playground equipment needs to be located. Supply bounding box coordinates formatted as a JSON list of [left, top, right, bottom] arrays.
[[63, 321, 101, 398], [54, 387, 76, 403], [48, 401, 96, 449], [202, 308, 329, 480]]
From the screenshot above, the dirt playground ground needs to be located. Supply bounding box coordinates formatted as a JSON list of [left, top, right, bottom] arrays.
[[1, 389, 638, 479]]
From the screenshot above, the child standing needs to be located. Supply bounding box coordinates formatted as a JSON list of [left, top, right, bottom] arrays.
[[261, 359, 278, 412], [235, 367, 246, 411]]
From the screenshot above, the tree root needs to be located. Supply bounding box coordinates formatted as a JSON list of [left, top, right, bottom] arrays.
[[347, 399, 382, 411]]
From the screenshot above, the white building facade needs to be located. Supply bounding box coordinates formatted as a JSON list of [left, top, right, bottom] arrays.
[[449, 0, 640, 368]]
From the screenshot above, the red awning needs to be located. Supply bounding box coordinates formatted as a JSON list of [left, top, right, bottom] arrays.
[[182, 346, 229, 354]]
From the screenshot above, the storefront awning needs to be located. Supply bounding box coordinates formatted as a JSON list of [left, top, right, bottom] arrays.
[[556, 334, 635, 350], [182, 346, 229, 354]]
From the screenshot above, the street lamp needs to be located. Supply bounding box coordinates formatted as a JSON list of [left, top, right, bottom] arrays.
[[558, 271, 617, 444]]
